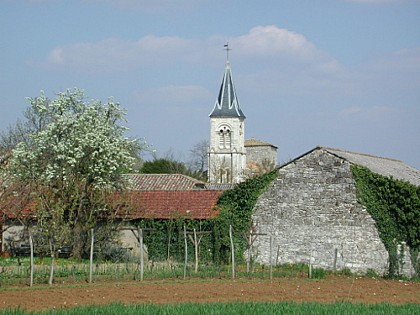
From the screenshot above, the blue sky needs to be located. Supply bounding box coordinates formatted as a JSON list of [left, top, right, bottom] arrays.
[[1, 0, 419, 169]]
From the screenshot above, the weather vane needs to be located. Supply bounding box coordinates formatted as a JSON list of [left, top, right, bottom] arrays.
[[224, 42, 231, 61]]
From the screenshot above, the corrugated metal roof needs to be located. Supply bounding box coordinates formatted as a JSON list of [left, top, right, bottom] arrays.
[[118, 190, 223, 219], [124, 174, 206, 191]]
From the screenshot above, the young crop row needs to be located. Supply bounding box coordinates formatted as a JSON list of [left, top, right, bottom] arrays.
[[0, 302, 419, 315], [0, 260, 320, 286]]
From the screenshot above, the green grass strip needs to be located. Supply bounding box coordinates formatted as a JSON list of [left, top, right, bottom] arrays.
[[1, 302, 419, 315]]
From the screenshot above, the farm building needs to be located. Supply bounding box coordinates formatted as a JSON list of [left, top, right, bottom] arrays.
[[116, 174, 224, 257], [0, 174, 225, 257], [250, 146, 420, 277]]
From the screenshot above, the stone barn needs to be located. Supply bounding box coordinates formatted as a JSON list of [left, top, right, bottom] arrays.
[[251, 146, 420, 276]]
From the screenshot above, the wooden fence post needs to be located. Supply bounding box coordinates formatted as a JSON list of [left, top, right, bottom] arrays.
[[89, 228, 94, 283], [183, 225, 188, 279], [276, 244, 280, 266], [139, 228, 144, 281], [48, 238, 54, 285], [193, 229, 198, 273], [29, 231, 34, 287], [333, 248, 338, 271], [229, 225, 235, 279], [269, 235, 273, 281], [247, 232, 252, 273], [185, 228, 210, 273]]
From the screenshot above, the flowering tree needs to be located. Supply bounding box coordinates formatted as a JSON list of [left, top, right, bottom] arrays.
[[7, 88, 142, 259]]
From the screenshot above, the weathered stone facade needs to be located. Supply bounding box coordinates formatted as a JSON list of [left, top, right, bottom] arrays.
[[208, 117, 246, 183], [251, 147, 416, 276], [245, 139, 278, 176]]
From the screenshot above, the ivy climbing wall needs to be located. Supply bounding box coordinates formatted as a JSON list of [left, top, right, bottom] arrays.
[[251, 148, 417, 276]]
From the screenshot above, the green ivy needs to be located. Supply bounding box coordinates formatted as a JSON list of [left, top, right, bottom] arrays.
[[212, 169, 279, 264], [351, 165, 420, 277], [137, 218, 214, 262], [136, 170, 279, 266]]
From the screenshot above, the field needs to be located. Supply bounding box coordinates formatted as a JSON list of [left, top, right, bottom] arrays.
[[0, 276, 419, 312]]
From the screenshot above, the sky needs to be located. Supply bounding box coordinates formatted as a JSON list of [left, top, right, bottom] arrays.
[[1, 0, 419, 169]]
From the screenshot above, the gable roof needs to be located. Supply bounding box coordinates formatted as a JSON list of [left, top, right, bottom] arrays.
[[119, 190, 223, 220], [125, 174, 206, 190], [209, 61, 245, 119], [281, 146, 420, 186], [323, 147, 420, 186]]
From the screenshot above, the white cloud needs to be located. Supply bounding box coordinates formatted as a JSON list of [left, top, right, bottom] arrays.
[[40, 25, 337, 74], [43, 36, 193, 73], [232, 25, 320, 61], [36, 25, 376, 101]]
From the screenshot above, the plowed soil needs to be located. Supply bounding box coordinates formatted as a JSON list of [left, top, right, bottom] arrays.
[[0, 276, 419, 311]]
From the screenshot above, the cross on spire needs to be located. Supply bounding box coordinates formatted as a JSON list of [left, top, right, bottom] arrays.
[[224, 42, 231, 61]]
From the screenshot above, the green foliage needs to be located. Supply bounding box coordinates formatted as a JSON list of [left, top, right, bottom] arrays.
[[6, 88, 143, 259], [135, 170, 278, 265], [351, 165, 420, 277], [1, 302, 419, 315], [138, 218, 214, 263], [213, 169, 279, 264], [140, 158, 206, 181], [141, 158, 188, 174], [365, 268, 380, 278], [310, 267, 327, 279]]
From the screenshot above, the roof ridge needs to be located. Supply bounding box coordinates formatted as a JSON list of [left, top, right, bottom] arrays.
[[320, 146, 402, 163], [245, 138, 277, 148]]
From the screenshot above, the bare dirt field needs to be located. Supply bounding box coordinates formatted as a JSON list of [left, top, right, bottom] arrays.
[[0, 276, 419, 311]]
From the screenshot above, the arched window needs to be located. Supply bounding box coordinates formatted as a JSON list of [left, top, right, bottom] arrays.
[[218, 125, 231, 149]]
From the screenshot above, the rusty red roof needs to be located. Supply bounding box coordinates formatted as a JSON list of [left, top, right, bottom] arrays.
[[118, 190, 223, 220], [2, 190, 224, 221], [0, 190, 35, 220]]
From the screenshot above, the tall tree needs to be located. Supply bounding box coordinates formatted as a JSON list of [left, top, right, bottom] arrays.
[[0, 104, 48, 151], [188, 140, 209, 177], [6, 88, 142, 259], [140, 158, 188, 174]]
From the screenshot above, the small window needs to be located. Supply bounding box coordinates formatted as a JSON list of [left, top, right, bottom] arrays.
[[218, 126, 231, 149]]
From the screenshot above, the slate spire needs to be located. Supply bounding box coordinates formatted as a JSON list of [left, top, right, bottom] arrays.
[[209, 60, 245, 118]]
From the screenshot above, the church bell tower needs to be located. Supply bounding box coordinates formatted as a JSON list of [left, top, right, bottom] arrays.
[[208, 45, 246, 183]]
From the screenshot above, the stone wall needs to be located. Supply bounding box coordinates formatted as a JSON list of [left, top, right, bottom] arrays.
[[251, 148, 398, 275], [2, 223, 26, 252], [246, 145, 277, 167], [119, 225, 142, 257]]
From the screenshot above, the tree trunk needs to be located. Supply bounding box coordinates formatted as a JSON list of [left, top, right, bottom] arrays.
[[71, 224, 85, 260]]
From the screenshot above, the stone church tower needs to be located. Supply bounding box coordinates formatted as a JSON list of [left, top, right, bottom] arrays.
[[208, 58, 246, 183]]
